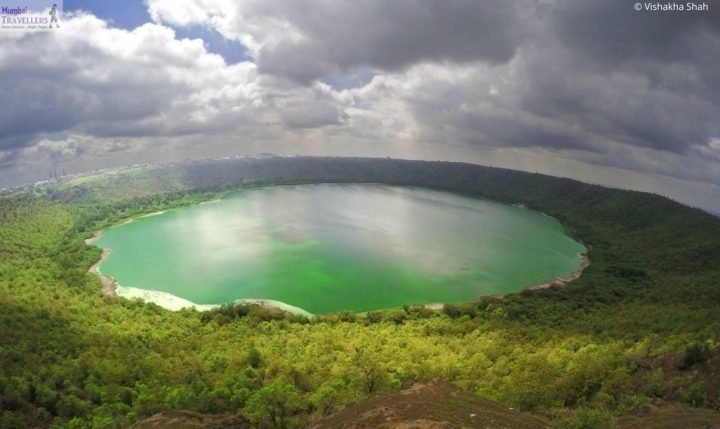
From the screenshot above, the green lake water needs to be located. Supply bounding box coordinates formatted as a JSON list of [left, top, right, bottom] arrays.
[[95, 184, 586, 314]]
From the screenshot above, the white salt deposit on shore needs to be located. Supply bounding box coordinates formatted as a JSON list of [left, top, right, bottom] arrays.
[[116, 285, 313, 317]]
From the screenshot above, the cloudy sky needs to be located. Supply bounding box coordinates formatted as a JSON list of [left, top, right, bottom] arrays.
[[1, 0, 719, 213]]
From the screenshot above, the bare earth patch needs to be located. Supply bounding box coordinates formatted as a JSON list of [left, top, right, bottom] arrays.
[[617, 400, 720, 429], [128, 411, 250, 429], [312, 381, 547, 429]]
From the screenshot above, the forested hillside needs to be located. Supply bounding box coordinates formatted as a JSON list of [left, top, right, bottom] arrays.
[[2, 157, 720, 428]]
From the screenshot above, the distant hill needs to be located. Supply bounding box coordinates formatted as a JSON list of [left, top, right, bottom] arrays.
[[49, 156, 720, 278]]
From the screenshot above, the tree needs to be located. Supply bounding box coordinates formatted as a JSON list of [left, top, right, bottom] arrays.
[[244, 380, 303, 429], [309, 379, 346, 416], [352, 347, 386, 395], [164, 386, 195, 410]]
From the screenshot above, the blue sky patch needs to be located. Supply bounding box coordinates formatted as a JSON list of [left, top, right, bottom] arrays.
[[322, 69, 376, 91], [64, 0, 249, 64]]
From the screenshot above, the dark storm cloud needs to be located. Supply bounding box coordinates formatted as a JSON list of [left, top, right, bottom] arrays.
[[552, 0, 720, 69], [249, 0, 529, 83], [401, 71, 591, 152], [514, 50, 720, 154], [0, 30, 187, 152], [300, 0, 720, 157], [524, 0, 720, 154]]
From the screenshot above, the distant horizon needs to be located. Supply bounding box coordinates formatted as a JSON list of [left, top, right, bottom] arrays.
[[14, 155, 720, 217]]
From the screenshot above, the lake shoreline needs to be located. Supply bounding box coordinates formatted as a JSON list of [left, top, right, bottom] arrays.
[[86, 232, 118, 297], [86, 229, 313, 315], [84, 187, 589, 315], [86, 239, 590, 316], [84, 210, 168, 297], [422, 253, 591, 311], [111, 210, 166, 228], [115, 286, 314, 316], [526, 253, 591, 291]]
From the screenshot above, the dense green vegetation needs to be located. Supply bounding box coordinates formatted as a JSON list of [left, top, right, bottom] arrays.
[[2, 157, 719, 428]]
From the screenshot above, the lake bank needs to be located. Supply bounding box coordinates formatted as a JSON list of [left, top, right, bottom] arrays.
[[527, 253, 591, 290], [88, 246, 118, 296], [116, 286, 314, 317], [86, 222, 314, 316], [83, 211, 168, 297], [87, 239, 314, 316], [87, 184, 587, 314], [110, 210, 167, 228]]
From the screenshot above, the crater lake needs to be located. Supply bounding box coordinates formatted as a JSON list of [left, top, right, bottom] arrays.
[[94, 184, 586, 314]]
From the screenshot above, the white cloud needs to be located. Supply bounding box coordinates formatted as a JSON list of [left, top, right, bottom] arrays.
[[0, 12, 354, 153], [146, 0, 529, 83]]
